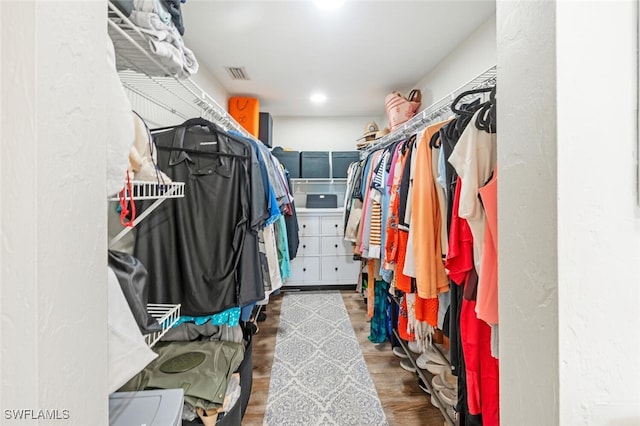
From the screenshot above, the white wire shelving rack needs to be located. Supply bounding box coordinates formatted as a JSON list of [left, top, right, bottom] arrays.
[[108, 181, 185, 248], [107, 0, 262, 141], [360, 65, 497, 158], [145, 303, 181, 347]]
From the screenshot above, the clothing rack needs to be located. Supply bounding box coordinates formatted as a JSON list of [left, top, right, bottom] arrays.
[[107, 1, 262, 143], [361, 65, 497, 157]]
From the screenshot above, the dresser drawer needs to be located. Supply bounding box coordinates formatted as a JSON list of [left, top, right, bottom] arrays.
[[298, 236, 321, 256], [320, 217, 343, 236], [320, 236, 352, 256], [289, 256, 321, 283], [320, 256, 361, 283], [298, 217, 321, 236]]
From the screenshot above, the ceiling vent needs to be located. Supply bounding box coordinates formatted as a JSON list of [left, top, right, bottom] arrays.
[[226, 66, 250, 80]]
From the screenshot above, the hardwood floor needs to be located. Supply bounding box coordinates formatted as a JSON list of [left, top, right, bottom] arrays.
[[243, 289, 445, 426]]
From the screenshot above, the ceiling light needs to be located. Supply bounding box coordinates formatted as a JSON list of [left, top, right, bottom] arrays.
[[310, 93, 327, 104], [314, 0, 344, 11]]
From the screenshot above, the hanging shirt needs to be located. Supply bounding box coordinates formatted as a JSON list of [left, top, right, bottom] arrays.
[[476, 169, 498, 326], [411, 120, 450, 300], [384, 142, 409, 269], [448, 110, 497, 275], [445, 177, 474, 286]]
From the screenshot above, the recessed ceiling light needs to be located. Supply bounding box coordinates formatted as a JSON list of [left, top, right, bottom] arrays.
[[314, 0, 345, 11], [310, 93, 327, 104]]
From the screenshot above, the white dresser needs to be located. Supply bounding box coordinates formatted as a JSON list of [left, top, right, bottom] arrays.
[[287, 208, 361, 287]]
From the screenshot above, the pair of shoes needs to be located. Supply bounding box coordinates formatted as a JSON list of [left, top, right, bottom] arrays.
[[407, 340, 420, 354], [416, 348, 446, 368], [437, 387, 457, 406], [428, 343, 450, 364], [442, 369, 457, 389], [399, 358, 416, 373], [432, 373, 456, 392], [417, 378, 431, 394], [424, 361, 448, 376], [392, 346, 408, 359]]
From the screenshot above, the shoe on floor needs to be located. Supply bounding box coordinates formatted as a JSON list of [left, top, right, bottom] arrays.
[[417, 378, 431, 394], [424, 361, 448, 376], [407, 340, 420, 354], [416, 352, 429, 369], [431, 374, 449, 392], [427, 343, 451, 364], [399, 358, 416, 373], [257, 311, 267, 322], [437, 387, 457, 406], [442, 369, 457, 389], [426, 349, 448, 365], [392, 346, 409, 359]]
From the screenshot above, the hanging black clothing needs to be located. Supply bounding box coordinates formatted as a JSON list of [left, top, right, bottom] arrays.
[[134, 120, 262, 316], [284, 171, 300, 260], [398, 136, 415, 230]]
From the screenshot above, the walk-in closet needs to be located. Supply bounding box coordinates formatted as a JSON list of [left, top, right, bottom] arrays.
[[1, 1, 639, 426]]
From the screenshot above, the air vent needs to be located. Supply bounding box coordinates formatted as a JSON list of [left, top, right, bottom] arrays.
[[226, 66, 250, 80]]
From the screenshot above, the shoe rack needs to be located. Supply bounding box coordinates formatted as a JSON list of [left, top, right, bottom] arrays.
[[389, 295, 458, 426]]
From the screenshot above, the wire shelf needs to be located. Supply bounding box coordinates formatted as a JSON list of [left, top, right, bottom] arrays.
[[361, 65, 497, 157], [107, 0, 263, 142], [108, 181, 185, 201], [145, 303, 181, 347]]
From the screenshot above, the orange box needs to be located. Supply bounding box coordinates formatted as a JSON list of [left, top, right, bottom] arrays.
[[228, 96, 260, 138]]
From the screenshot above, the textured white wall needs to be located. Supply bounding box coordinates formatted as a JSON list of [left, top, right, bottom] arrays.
[[497, 1, 559, 425], [272, 116, 369, 152], [0, 1, 108, 424], [268, 15, 496, 154], [412, 14, 496, 113], [557, 1, 640, 424], [190, 63, 231, 113]]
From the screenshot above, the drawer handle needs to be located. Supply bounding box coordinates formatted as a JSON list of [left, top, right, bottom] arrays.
[[303, 224, 306, 228], [334, 244, 338, 248], [303, 268, 306, 272], [334, 224, 338, 228], [303, 245, 306, 248], [334, 267, 338, 271]]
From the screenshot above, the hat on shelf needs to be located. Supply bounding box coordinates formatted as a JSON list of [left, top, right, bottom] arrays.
[[357, 121, 380, 141], [374, 127, 390, 139], [356, 122, 390, 149]]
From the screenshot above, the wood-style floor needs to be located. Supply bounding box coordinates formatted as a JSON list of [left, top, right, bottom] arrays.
[[243, 290, 445, 426]]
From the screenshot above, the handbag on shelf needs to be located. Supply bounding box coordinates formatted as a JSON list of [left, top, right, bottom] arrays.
[[385, 89, 422, 131]]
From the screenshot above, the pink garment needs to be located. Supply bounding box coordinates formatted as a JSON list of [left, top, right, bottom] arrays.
[[477, 170, 498, 325]]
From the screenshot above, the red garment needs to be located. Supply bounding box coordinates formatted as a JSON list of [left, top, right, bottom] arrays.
[[460, 298, 500, 426], [445, 177, 474, 285]]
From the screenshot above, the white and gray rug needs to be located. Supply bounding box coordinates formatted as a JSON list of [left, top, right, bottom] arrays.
[[264, 291, 388, 426]]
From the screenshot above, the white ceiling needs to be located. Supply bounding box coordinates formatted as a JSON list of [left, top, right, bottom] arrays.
[[182, 1, 495, 118]]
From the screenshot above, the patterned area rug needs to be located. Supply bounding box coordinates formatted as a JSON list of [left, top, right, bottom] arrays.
[[264, 291, 388, 426]]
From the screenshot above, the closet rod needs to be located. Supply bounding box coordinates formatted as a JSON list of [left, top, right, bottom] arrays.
[[361, 65, 497, 157], [107, 1, 263, 146], [155, 145, 249, 160]]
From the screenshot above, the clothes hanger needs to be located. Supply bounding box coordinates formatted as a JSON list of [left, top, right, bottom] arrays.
[[450, 86, 494, 115], [475, 86, 497, 133], [151, 117, 255, 152]]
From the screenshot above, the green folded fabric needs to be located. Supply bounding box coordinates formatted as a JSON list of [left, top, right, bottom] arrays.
[[120, 340, 245, 410]]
